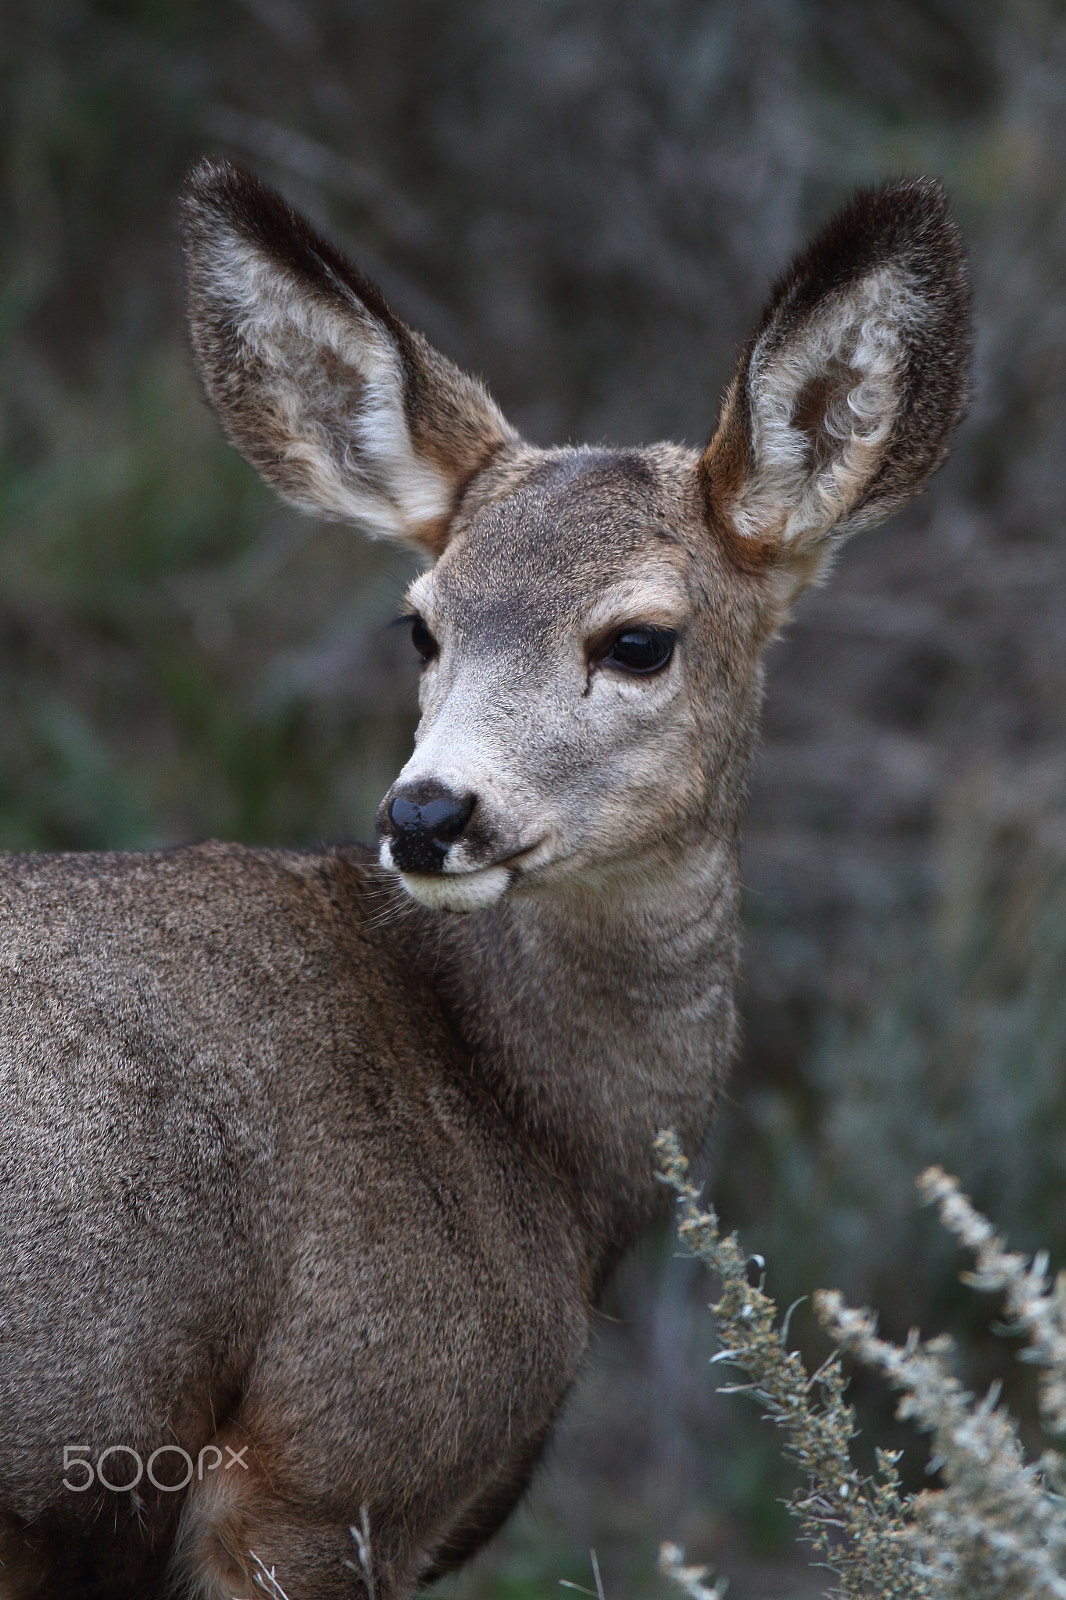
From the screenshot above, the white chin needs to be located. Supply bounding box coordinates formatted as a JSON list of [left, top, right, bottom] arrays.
[[397, 865, 511, 913]]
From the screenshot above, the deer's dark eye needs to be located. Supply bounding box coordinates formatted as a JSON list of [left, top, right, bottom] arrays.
[[406, 614, 438, 664], [601, 626, 676, 675]]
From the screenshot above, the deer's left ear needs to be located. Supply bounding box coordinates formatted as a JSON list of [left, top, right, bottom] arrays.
[[701, 178, 971, 602]]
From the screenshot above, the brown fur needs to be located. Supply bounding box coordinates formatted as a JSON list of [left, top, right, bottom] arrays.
[[702, 178, 970, 603], [0, 164, 970, 1597]]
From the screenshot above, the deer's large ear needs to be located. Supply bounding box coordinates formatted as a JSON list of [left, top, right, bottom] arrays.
[[701, 179, 971, 601], [181, 160, 518, 556]]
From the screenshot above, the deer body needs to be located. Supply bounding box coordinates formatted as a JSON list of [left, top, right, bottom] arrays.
[[0, 166, 969, 1598], [0, 841, 611, 1593]]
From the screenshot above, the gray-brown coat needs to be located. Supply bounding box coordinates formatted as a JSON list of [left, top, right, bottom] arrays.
[[0, 164, 970, 1598]]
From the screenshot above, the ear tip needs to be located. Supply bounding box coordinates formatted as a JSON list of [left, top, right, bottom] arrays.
[[810, 171, 973, 400], [851, 175, 968, 266], [180, 157, 279, 243], [808, 175, 970, 291], [755, 173, 973, 375], [860, 173, 950, 211], [178, 157, 392, 318], [183, 156, 261, 204], [180, 161, 330, 294]]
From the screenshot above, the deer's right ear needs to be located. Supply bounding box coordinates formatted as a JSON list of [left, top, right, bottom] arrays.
[[181, 160, 518, 556], [701, 179, 971, 603]]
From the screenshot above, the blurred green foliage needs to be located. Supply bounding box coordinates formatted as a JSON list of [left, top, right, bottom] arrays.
[[3, 1, 1066, 1595]]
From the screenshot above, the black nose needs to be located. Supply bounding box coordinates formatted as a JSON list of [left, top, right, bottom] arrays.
[[384, 784, 476, 873]]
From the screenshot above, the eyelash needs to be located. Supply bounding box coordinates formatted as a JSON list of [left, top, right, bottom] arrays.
[[397, 614, 677, 677], [590, 625, 677, 675], [397, 613, 438, 664]]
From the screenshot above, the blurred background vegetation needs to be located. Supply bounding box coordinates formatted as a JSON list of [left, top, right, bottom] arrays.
[[2, 1, 1066, 1595]]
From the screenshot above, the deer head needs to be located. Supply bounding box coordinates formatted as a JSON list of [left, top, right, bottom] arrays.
[[182, 163, 969, 915]]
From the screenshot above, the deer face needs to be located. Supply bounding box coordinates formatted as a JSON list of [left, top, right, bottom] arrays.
[[182, 161, 969, 914], [376, 449, 748, 912]]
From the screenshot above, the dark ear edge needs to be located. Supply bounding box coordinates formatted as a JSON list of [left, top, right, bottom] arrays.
[[180, 159, 517, 553], [701, 177, 972, 580], [182, 158, 406, 350]]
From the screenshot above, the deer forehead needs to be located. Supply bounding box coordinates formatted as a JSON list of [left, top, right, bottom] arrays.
[[409, 448, 702, 642]]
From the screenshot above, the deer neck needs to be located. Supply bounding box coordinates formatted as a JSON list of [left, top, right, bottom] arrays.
[[440, 824, 741, 1252]]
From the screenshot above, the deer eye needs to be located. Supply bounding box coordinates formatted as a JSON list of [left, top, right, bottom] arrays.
[[406, 614, 438, 664], [599, 626, 676, 675]]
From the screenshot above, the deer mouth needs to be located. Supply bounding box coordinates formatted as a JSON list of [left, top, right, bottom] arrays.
[[385, 837, 550, 913], [396, 861, 513, 913]]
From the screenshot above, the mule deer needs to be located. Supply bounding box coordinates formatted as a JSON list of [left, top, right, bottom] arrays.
[[0, 162, 969, 1599]]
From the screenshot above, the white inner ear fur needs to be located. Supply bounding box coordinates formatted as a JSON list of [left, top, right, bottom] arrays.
[[213, 235, 453, 538], [731, 266, 925, 551]]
